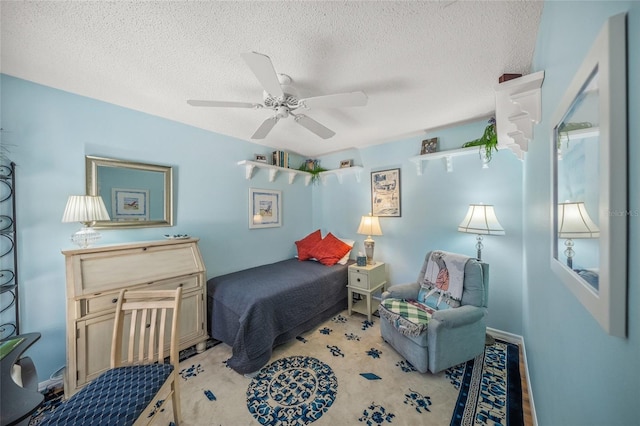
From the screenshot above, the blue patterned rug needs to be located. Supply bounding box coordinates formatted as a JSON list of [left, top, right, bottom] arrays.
[[30, 313, 523, 426], [247, 355, 338, 425], [448, 340, 523, 426]]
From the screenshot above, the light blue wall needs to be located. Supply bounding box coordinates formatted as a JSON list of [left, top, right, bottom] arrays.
[[0, 74, 314, 378], [525, 1, 639, 425], [4, 3, 638, 422], [316, 120, 524, 336]]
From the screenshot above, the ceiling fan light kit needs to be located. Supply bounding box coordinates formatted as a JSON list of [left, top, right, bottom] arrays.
[[187, 51, 367, 140]]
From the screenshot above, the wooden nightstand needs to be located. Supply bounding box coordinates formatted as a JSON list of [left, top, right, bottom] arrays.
[[347, 262, 387, 322]]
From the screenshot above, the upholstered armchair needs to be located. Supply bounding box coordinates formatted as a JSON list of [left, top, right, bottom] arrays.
[[379, 251, 488, 374]]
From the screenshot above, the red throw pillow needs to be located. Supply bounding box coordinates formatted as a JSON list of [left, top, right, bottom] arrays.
[[307, 232, 352, 266], [295, 229, 323, 261]]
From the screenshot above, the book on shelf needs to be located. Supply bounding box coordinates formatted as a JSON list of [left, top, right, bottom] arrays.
[[272, 150, 290, 168]]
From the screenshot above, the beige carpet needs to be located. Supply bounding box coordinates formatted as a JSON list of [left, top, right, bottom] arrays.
[[154, 310, 460, 425]]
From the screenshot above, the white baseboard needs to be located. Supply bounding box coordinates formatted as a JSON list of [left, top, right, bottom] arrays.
[[38, 365, 65, 393], [487, 327, 538, 426]]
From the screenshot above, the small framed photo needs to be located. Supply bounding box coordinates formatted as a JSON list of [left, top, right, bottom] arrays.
[[249, 188, 282, 229], [254, 154, 268, 163], [340, 159, 353, 168], [420, 137, 439, 155], [111, 188, 149, 221]]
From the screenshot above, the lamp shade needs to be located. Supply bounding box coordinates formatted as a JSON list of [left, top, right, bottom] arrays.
[[357, 214, 383, 237], [558, 202, 599, 238], [458, 204, 505, 235], [62, 195, 110, 223]]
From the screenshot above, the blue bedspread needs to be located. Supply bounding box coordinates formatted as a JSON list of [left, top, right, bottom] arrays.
[[207, 258, 351, 374]]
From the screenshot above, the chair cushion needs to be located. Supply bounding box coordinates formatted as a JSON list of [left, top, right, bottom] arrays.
[[461, 259, 485, 307], [378, 299, 432, 337], [40, 364, 173, 426]]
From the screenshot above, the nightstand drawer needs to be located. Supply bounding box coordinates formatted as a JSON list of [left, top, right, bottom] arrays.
[[350, 272, 370, 289]]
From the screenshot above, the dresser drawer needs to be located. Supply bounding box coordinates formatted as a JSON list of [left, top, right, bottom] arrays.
[[350, 272, 370, 289], [81, 293, 120, 316], [145, 275, 201, 292]]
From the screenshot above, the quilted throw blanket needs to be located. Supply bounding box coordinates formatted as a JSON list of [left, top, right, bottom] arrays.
[[378, 299, 433, 337], [420, 251, 469, 308]]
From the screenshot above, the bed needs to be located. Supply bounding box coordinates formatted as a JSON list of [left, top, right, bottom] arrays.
[[207, 258, 353, 374]]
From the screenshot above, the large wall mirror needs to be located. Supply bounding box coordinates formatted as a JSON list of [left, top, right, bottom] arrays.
[[86, 156, 174, 229], [550, 13, 627, 337]]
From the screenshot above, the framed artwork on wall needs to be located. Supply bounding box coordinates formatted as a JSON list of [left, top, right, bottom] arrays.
[[371, 168, 401, 217], [249, 188, 282, 228], [111, 188, 149, 221]]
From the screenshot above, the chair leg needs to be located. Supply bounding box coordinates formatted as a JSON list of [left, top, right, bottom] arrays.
[[171, 378, 182, 425]]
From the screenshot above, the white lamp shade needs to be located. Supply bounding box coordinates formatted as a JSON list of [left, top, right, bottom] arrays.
[[458, 204, 505, 235], [357, 214, 383, 236], [558, 202, 600, 238], [62, 195, 110, 223]]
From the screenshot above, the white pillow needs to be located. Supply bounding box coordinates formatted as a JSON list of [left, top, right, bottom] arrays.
[[337, 238, 355, 265]]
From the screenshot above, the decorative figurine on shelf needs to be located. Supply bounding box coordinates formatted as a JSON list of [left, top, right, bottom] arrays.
[[462, 117, 498, 163]]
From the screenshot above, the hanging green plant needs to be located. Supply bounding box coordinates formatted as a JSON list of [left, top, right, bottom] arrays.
[[298, 161, 328, 185], [462, 117, 498, 162]]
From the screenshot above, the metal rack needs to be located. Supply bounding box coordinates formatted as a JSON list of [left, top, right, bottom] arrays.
[[0, 161, 18, 338]]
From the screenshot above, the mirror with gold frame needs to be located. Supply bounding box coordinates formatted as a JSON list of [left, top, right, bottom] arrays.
[[550, 13, 627, 337], [86, 155, 174, 229]]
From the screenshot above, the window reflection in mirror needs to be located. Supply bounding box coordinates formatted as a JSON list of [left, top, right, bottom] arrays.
[[86, 156, 173, 229], [554, 69, 600, 292]]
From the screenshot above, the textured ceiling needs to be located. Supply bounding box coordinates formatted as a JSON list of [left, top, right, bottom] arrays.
[[1, 1, 543, 157]]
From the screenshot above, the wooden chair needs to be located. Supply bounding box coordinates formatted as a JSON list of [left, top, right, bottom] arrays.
[[41, 288, 183, 426]]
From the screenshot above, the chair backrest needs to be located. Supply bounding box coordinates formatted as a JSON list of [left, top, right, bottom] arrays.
[[416, 251, 489, 308], [110, 287, 182, 369]]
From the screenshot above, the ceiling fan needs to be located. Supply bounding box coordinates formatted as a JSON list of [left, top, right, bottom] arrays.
[[187, 51, 368, 139]]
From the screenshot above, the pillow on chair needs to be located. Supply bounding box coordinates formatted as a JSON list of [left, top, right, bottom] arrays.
[[417, 289, 451, 311]]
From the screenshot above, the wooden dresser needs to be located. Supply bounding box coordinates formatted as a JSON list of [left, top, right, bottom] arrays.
[[61, 238, 207, 397]]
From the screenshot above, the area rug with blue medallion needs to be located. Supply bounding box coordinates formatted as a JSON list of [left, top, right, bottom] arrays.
[[31, 310, 524, 426]]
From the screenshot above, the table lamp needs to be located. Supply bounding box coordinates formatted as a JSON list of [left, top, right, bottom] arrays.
[[357, 213, 383, 265], [557, 201, 599, 268], [458, 203, 505, 260], [62, 195, 110, 248]]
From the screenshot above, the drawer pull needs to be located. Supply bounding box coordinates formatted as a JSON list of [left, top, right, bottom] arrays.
[[142, 247, 147, 251], [357, 278, 361, 282], [111, 298, 118, 304], [179, 283, 184, 287], [146, 324, 151, 328]]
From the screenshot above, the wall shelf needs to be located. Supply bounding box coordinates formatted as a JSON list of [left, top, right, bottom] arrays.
[[318, 166, 363, 184], [495, 70, 545, 159], [409, 146, 488, 174], [237, 160, 363, 186]]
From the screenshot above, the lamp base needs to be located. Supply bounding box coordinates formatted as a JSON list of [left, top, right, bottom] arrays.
[[363, 238, 375, 265], [71, 225, 102, 248]]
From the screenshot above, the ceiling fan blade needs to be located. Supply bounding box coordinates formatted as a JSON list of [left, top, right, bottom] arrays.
[[293, 114, 336, 139], [187, 100, 261, 108], [298, 91, 368, 109], [252, 116, 279, 139], [241, 52, 284, 98]]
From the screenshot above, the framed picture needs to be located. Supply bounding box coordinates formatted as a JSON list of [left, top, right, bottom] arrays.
[[420, 137, 439, 155], [254, 154, 268, 163], [340, 159, 353, 168], [371, 168, 401, 217], [249, 188, 282, 228], [111, 188, 149, 221]]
